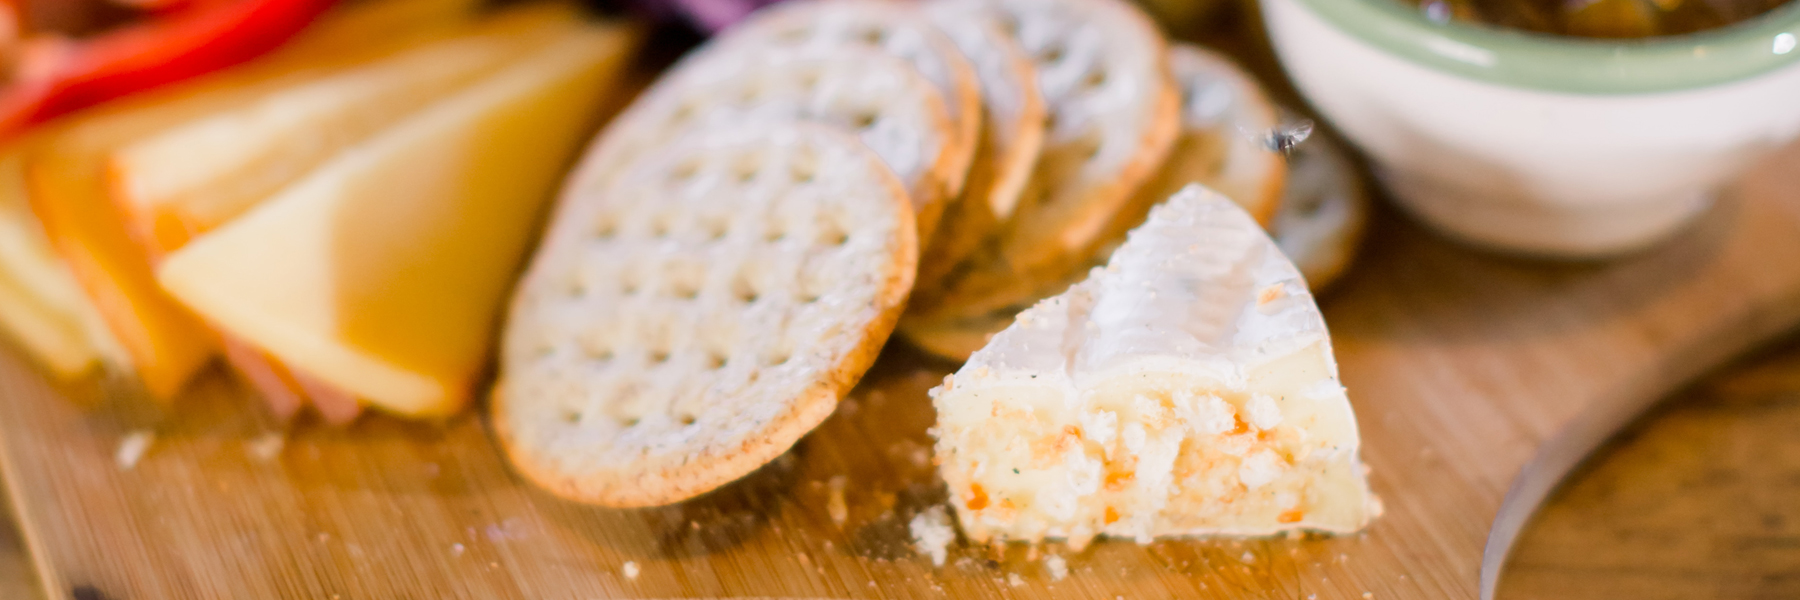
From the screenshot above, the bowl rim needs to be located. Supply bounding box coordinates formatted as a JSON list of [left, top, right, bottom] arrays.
[[1285, 0, 1800, 94]]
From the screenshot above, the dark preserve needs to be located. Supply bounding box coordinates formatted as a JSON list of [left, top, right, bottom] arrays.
[[1404, 0, 1792, 38]]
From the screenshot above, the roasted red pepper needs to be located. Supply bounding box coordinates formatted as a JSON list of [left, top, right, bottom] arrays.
[[0, 0, 337, 138]]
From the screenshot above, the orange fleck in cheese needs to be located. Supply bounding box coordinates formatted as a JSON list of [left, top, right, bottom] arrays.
[[928, 187, 1377, 546], [1257, 284, 1286, 306], [968, 483, 990, 511]]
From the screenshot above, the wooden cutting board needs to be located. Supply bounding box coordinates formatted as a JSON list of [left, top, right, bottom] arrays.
[[2, 144, 1798, 600]]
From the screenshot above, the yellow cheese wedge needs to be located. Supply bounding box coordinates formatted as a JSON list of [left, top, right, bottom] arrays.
[[276, 0, 487, 58], [158, 23, 642, 417], [0, 143, 126, 376], [108, 3, 585, 258], [15, 1, 531, 399], [30, 128, 221, 398]]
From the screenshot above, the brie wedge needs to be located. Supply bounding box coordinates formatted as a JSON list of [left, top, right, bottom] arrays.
[[928, 185, 1376, 548]]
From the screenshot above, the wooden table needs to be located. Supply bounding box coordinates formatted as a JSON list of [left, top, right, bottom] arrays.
[[11, 337, 1800, 600], [0, 491, 40, 599], [1497, 337, 1800, 599]]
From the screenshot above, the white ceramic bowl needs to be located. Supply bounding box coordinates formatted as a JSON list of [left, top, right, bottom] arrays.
[[1261, 0, 1800, 257]]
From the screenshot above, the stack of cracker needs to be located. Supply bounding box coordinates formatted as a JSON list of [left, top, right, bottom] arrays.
[[496, 0, 1369, 506], [900, 21, 1372, 362]]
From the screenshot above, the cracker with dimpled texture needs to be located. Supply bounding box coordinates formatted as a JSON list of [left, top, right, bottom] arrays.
[[912, 1, 1046, 298], [561, 46, 955, 245], [1275, 129, 1368, 291], [907, 41, 1286, 330], [899, 128, 1365, 362], [948, 43, 1289, 313], [496, 123, 916, 507], [975, 0, 1178, 276], [1130, 43, 1285, 228], [712, 0, 981, 243]]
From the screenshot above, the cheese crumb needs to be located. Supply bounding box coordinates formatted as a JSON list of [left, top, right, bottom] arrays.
[[246, 432, 285, 462], [1044, 555, 1068, 581], [1176, 391, 1236, 435], [910, 506, 954, 566], [1239, 450, 1285, 489], [827, 476, 849, 528], [1247, 394, 1283, 430], [116, 430, 155, 470], [621, 561, 639, 580], [1078, 410, 1118, 448]]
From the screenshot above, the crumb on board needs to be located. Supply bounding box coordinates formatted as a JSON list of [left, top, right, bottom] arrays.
[[622, 561, 640, 580], [116, 430, 155, 470], [246, 432, 285, 462], [1008, 573, 1025, 587], [1045, 555, 1068, 582], [909, 505, 954, 567], [451, 543, 465, 557], [1241, 551, 1256, 564], [827, 475, 849, 528]]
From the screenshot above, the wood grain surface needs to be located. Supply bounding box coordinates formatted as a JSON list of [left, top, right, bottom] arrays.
[[0, 486, 42, 599], [14, 316, 1800, 600], [1499, 339, 1800, 600]]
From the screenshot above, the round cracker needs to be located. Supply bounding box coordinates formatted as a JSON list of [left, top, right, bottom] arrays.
[[905, 131, 1367, 363], [1134, 43, 1284, 227], [913, 41, 1284, 322], [977, 0, 1179, 273], [718, 0, 981, 243], [497, 123, 918, 507], [913, 1, 1047, 295], [899, 308, 1014, 363], [1275, 129, 1368, 291], [560, 46, 956, 247]]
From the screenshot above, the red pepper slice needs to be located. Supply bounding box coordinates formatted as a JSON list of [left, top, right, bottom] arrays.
[[0, 0, 337, 138]]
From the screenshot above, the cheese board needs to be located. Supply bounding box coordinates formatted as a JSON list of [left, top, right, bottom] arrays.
[[0, 133, 1795, 600]]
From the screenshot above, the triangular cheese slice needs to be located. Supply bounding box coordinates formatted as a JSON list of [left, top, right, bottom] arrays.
[[17, 0, 496, 399], [271, 0, 486, 59], [156, 24, 640, 417], [929, 184, 1376, 548], [108, 3, 584, 258], [0, 142, 125, 376]]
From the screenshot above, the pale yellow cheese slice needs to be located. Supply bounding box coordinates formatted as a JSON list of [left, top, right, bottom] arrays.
[[108, 3, 585, 257], [274, 0, 487, 58], [157, 23, 641, 417], [930, 184, 1376, 549], [15, 0, 495, 399], [0, 143, 125, 376]]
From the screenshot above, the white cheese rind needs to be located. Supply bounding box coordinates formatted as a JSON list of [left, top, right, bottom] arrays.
[[929, 185, 1374, 547]]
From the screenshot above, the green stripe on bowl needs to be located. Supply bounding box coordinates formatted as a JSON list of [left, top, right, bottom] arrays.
[[1290, 0, 1800, 94]]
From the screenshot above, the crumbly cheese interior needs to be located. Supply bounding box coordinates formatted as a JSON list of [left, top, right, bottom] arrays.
[[929, 185, 1374, 548]]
